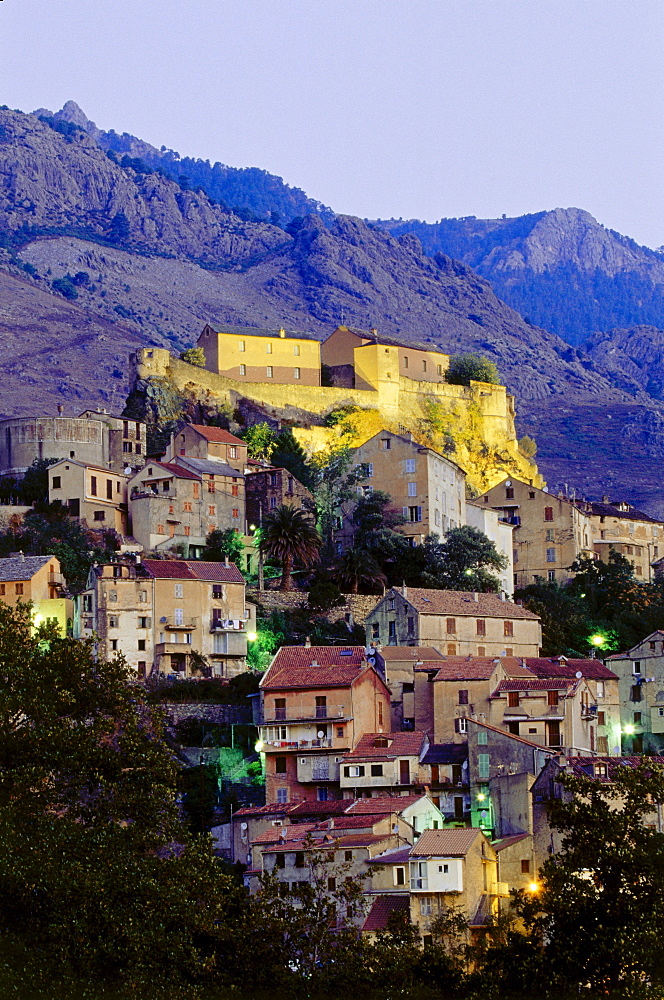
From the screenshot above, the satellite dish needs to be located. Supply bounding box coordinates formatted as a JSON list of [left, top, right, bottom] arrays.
[[505, 480, 512, 487], [575, 670, 583, 679], [317, 731, 325, 739], [124, 466, 132, 475], [543, 486, 549, 493]]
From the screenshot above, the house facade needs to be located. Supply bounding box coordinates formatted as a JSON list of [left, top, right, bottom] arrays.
[[587, 499, 664, 582], [606, 632, 664, 753], [366, 586, 541, 657], [321, 326, 450, 391], [245, 466, 312, 527], [258, 646, 392, 804], [197, 324, 321, 387], [49, 459, 129, 534], [0, 553, 71, 635], [339, 732, 429, 798]]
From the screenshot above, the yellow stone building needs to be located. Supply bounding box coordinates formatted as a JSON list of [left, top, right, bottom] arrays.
[[197, 323, 321, 386], [0, 553, 72, 635], [48, 459, 129, 534]]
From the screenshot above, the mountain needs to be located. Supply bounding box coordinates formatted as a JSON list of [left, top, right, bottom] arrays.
[[2, 104, 664, 514], [32, 100, 334, 226], [375, 209, 664, 347]]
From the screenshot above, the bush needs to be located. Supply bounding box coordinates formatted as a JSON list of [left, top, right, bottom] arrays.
[[445, 354, 500, 386], [51, 276, 78, 300], [179, 347, 206, 367]]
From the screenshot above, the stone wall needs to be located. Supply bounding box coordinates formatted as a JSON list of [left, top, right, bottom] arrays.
[[163, 702, 252, 725], [247, 589, 379, 627]]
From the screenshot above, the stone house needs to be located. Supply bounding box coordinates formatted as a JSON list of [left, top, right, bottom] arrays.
[[587, 498, 664, 582], [258, 645, 392, 804], [339, 731, 429, 798], [524, 656, 621, 756], [321, 325, 450, 391], [606, 632, 664, 753], [340, 429, 467, 549], [0, 410, 146, 479], [378, 645, 444, 731], [77, 558, 254, 679], [165, 423, 248, 472], [476, 478, 595, 589], [197, 323, 321, 387], [365, 586, 541, 657], [0, 553, 71, 635], [245, 466, 312, 527], [129, 460, 244, 556], [48, 459, 129, 534], [487, 674, 598, 754], [419, 742, 470, 826]]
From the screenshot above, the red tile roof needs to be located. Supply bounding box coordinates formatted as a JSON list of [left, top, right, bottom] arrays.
[[565, 755, 648, 780], [324, 815, 387, 830], [288, 800, 349, 817], [261, 832, 390, 853], [251, 824, 316, 845], [388, 587, 539, 620], [343, 732, 427, 761], [153, 461, 201, 481], [142, 559, 245, 583], [233, 803, 297, 817], [467, 717, 557, 751], [493, 677, 577, 693], [491, 833, 531, 852], [362, 894, 410, 932], [410, 828, 483, 857], [366, 846, 412, 866], [261, 646, 368, 690], [432, 657, 531, 681], [525, 658, 618, 681], [345, 796, 423, 815], [188, 424, 246, 445], [380, 646, 445, 662]]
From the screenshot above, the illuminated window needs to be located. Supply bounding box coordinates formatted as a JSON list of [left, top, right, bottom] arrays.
[[504, 621, 513, 637], [294, 368, 301, 379], [239, 364, 246, 376], [266, 366, 273, 378], [238, 340, 245, 352]]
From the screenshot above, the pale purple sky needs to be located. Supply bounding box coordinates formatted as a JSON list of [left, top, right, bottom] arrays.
[[2, 0, 663, 246]]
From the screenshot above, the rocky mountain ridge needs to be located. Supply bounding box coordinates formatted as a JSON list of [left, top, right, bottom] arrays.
[[1, 104, 664, 513]]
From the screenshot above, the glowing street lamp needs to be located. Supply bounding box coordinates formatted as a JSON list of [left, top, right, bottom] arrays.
[[247, 631, 258, 642], [589, 634, 605, 649], [528, 882, 539, 893], [623, 724, 635, 736]]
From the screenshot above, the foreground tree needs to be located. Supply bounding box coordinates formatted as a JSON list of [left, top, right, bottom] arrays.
[[201, 526, 244, 565], [422, 525, 507, 592], [260, 504, 321, 590], [516, 761, 664, 993]]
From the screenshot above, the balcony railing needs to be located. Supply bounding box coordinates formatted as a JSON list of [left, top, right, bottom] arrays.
[[263, 708, 346, 723], [262, 738, 333, 749], [210, 619, 246, 632], [160, 617, 197, 630]]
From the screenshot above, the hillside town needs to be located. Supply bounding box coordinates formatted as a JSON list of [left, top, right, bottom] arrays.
[[3, 319, 664, 956]]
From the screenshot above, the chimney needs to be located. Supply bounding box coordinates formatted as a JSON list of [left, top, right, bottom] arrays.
[[311, 660, 319, 667], [19, 550, 24, 562], [473, 592, 479, 602], [279, 328, 286, 338], [224, 556, 229, 567], [402, 582, 407, 598], [57, 404, 64, 416], [304, 636, 311, 647]]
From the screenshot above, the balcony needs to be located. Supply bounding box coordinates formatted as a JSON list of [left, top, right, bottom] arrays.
[[261, 738, 333, 750], [210, 618, 246, 632], [263, 708, 347, 723], [581, 705, 598, 720], [159, 617, 197, 630]]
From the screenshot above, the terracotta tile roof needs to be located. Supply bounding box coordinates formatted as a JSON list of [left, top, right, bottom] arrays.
[[410, 828, 483, 857], [493, 677, 576, 693], [343, 732, 427, 761], [288, 800, 349, 817], [175, 456, 242, 478], [587, 500, 663, 525], [152, 461, 201, 481], [233, 803, 297, 817], [421, 743, 468, 765], [525, 657, 618, 681], [324, 815, 386, 830], [362, 894, 410, 932], [386, 587, 539, 620], [188, 424, 246, 445], [467, 717, 557, 752], [380, 646, 445, 662], [335, 325, 446, 355], [413, 659, 450, 673], [432, 657, 532, 681], [261, 832, 389, 853], [565, 755, 648, 780], [261, 646, 367, 690], [491, 833, 531, 852], [142, 559, 245, 583], [251, 824, 316, 845], [345, 796, 423, 815]]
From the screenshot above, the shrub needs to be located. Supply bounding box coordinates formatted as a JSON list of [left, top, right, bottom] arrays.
[[51, 276, 77, 300], [445, 354, 500, 386]]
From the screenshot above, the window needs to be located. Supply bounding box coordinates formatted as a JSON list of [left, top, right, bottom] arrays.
[[544, 507, 554, 521], [239, 364, 246, 376], [108, 615, 118, 628], [90, 476, 97, 496], [137, 639, 146, 651], [478, 645, 486, 656], [371, 622, 379, 639], [548, 690, 559, 706], [407, 616, 414, 634], [193, 483, 199, 499], [266, 342, 273, 354], [174, 608, 184, 626], [110, 639, 118, 651], [52, 476, 61, 489], [478, 730, 488, 745], [294, 367, 301, 379], [454, 717, 468, 734], [294, 344, 300, 356], [276, 788, 288, 804], [407, 482, 417, 497], [183, 502, 192, 512], [422, 359, 427, 372], [93, 510, 106, 522], [275, 757, 287, 774], [213, 584, 223, 599], [634, 661, 641, 674], [381, 438, 391, 450], [394, 866, 406, 886], [138, 616, 150, 629], [135, 443, 141, 455], [478, 753, 490, 779], [109, 590, 118, 602], [476, 619, 486, 635], [634, 712, 642, 725], [546, 528, 555, 542], [315, 696, 327, 719], [547, 570, 556, 582], [208, 479, 215, 493], [327, 877, 336, 891], [175, 584, 183, 598], [597, 711, 606, 726], [521, 859, 531, 874], [454, 797, 464, 818], [438, 864, 449, 873], [106, 480, 113, 499], [631, 684, 642, 702], [238, 340, 245, 352], [266, 366, 273, 378], [596, 681, 605, 699], [13, 582, 24, 596], [388, 620, 396, 638], [208, 505, 216, 516], [405, 458, 416, 473], [294, 851, 305, 868], [370, 764, 383, 776], [184, 526, 191, 537], [403, 355, 409, 369], [504, 621, 513, 637], [232, 508, 239, 518], [447, 643, 456, 655], [546, 548, 556, 562], [446, 617, 456, 634], [408, 506, 422, 522], [344, 765, 365, 778], [458, 689, 469, 705], [505, 487, 514, 499], [157, 524, 164, 534], [336, 726, 344, 737], [508, 691, 520, 708]]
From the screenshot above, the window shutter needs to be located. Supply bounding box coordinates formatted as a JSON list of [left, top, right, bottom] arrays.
[[403, 507, 409, 519], [478, 754, 490, 779]]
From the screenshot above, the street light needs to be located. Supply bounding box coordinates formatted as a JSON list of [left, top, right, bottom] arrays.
[[247, 631, 257, 642], [623, 724, 635, 736]]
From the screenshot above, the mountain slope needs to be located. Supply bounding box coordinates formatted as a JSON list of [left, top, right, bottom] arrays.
[[376, 209, 664, 346]]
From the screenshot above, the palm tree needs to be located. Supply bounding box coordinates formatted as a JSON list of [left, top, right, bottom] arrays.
[[333, 548, 387, 595], [260, 505, 321, 591]]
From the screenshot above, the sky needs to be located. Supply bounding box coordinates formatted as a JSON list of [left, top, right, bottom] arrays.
[[1, 0, 663, 247]]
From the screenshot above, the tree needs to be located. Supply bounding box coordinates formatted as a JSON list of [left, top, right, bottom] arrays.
[[17, 457, 61, 504], [107, 210, 130, 244], [333, 548, 387, 594], [179, 347, 206, 367], [445, 354, 500, 386], [516, 761, 664, 993], [260, 504, 321, 590], [201, 527, 244, 566], [51, 276, 78, 300], [515, 580, 592, 655], [271, 429, 315, 490], [242, 422, 276, 462], [309, 446, 369, 565], [422, 526, 507, 592]]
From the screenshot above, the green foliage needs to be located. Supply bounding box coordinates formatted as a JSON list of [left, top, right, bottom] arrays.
[[309, 446, 370, 564], [514, 580, 593, 656], [107, 210, 130, 244], [179, 347, 206, 367], [518, 434, 537, 458], [307, 570, 344, 611], [516, 762, 664, 993], [260, 504, 321, 591], [247, 623, 282, 671], [18, 456, 60, 504], [421, 525, 507, 592], [201, 527, 244, 566], [445, 353, 500, 386], [149, 673, 260, 704], [270, 429, 316, 490], [241, 421, 276, 461], [333, 548, 387, 595], [51, 275, 78, 299]]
